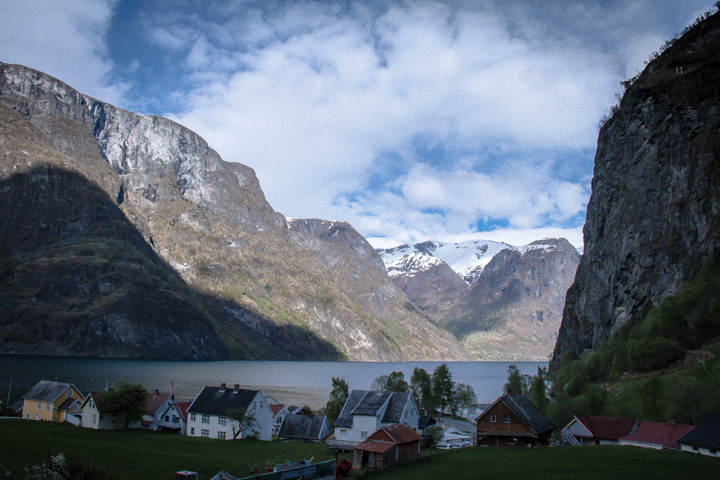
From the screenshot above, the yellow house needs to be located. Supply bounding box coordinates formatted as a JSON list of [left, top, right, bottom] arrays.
[[22, 380, 84, 422]]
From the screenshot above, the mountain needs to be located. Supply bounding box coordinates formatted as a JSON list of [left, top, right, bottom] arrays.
[[551, 9, 720, 368], [379, 238, 580, 360], [0, 61, 466, 361]]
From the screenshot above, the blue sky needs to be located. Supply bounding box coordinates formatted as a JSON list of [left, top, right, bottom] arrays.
[[1, 1, 715, 249]]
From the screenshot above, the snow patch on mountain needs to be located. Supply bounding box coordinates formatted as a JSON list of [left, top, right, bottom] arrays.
[[378, 239, 564, 285]]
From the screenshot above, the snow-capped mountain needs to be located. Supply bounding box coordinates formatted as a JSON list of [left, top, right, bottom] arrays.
[[378, 239, 562, 285], [378, 238, 581, 360]]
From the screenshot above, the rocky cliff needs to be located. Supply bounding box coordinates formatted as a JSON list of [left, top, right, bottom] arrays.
[[380, 238, 580, 360], [551, 10, 720, 367], [0, 61, 466, 361]]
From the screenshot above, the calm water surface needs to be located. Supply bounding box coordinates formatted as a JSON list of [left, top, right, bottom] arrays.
[[0, 355, 546, 409]]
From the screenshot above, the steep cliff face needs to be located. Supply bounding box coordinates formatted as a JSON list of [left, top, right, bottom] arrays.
[[552, 11, 720, 366], [0, 61, 467, 361]]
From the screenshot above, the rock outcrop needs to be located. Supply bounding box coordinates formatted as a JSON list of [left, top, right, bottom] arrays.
[[0, 61, 467, 361], [551, 10, 720, 367]]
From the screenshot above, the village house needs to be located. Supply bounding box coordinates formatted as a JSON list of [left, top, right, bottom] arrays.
[[186, 383, 273, 441], [561, 415, 639, 446], [156, 398, 191, 435], [270, 404, 289, 436], [678, 414, 720, 457], [80, 392, 140, 430], [353, 423, 421, 469], [618, 421, 694, 450], [142, 389, 170, 429], [329, 390, 419, 451], [278, 413, 330, 443], [475, 394, 555, 447], [21, 380, 84, 423]]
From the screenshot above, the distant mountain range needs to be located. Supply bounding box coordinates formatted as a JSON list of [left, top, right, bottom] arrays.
[[379, 239, 580, 360], [0, 60, 578, 362]]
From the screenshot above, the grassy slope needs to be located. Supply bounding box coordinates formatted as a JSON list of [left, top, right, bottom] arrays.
[[2, 421, 718, 480], [0, 420, 337, 480], [362, 446, 719, 480]]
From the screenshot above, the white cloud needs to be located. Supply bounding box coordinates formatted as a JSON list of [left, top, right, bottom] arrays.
[[0, 0, 125, 105]]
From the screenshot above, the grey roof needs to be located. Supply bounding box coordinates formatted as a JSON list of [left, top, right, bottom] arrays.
[[278, 414, 328, 441], [678, 414, 720, 450], [502, 395, 555, 435], [22, 380, 80, 402], [334, 390, 412, 428], [188, 386, 259, 416]]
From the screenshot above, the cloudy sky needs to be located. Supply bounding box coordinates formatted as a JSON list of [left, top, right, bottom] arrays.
[[1, 1, 715, 249]]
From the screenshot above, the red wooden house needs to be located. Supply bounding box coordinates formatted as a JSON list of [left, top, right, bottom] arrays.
[[475, 394, 555, 447], [353, 423, 421, 469]]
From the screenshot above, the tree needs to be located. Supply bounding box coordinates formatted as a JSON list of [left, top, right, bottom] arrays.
[[371, 374, 388, 392], [503, 364, 527, 396], [450, 383, 476, 416], [385, 371, 409, 392], [99, 381, 149, 428], [325, 377, 349, 427], [432, 363, 453, 416], [226, 407, 259, 439], [640, 374, 663, 420], [410, 367, 434, 415], [528, 367, 549, 413]]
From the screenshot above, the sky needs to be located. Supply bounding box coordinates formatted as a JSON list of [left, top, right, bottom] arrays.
[[1, 1, 715, 249]]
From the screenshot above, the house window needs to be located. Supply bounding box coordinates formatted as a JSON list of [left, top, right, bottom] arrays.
[[111, 417, 117, 425], [173, 416, 179, 423], [218, 431, 226, 440], [190, 427, 195, 435], [202, 414, 210, 424], [201, 429, 209, 437], [67, 389, 72, 397], [218, 416, 227, 426], [165, 415, 170, 422], [35, 414, 39, 420], [92, 415, 97, 425], [504, 415, 511, 423], [190, 413, 196, 422], [489, 414, 496, 423], [340, 429, 347, 434], [260, 402, 263, 410], [361, 431, 368, 439], [253, 401, 257, 410], [46, 403, 50, 411], [37, 401, 41, 409], [26, 414, 29, 420]]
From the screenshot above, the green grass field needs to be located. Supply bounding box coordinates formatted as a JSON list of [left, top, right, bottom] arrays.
[[2, 420, 718, 480]]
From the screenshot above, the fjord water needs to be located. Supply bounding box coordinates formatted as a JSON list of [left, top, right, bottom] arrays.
[[0, 355, 545, 409]]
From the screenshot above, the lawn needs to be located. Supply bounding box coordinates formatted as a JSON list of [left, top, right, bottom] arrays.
[[361, 445, 719, 480], [2, 420, 718, 480], [0, 420, 336, 479]]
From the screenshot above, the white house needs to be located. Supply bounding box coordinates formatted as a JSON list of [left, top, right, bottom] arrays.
[[329, 390, 419, 450], [156, 399, 191, 435], [142, 390, 170, 429], [270, 404, 289, 436], [80, 393, 138, 430], [186, 383, 273, 441]]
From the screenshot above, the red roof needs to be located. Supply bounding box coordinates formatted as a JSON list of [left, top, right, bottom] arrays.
[[619, 421, 694, 450], [383, 423, 421, 444], [145, 392, 170, 415], [175, 401, 191, 422], [576, 416, 638, 440], [270, 404, 286, 417], [355, 439, 396, 454]]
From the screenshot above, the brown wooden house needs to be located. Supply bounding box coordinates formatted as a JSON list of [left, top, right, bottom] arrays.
[[353, 423, 421, 469], [475, 394, 555, 447]]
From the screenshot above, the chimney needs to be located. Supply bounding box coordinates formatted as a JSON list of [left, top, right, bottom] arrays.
[[155, 389, 159, 395], [671, 417, 676, 425], [220, 383, 226, 390], [234, 384, 240, 392]]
